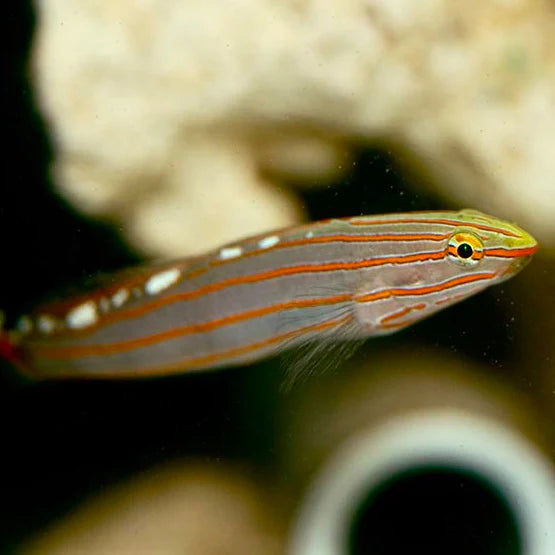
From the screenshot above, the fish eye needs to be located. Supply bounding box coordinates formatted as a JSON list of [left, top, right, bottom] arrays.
[[447, 232, 484, 266], [457, 243, 473, 259]]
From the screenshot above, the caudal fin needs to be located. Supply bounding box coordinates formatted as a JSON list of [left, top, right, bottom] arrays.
[[0, 312, 26, 373]]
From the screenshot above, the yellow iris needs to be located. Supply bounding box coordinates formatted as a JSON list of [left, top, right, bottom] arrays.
[[447, 232, 484, 265]]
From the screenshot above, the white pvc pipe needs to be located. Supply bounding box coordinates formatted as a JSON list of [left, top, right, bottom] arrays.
[[289, 409, 555, 555]]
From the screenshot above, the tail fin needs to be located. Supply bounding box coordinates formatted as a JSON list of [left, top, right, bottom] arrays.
[[0, 311, 26, 371]]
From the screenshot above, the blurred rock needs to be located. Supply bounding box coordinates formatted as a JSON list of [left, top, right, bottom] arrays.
[[280, 348, 552, 483], [33, 0, 555, 256], [22, 463, 284, 555], [125, 134, 301, 256]]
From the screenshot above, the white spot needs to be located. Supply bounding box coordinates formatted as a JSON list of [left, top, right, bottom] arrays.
[[219, 246, 243, 260], [258, 235, 280, 249], [145, 268, 181, 295], [305, 231, 314, 238], [66, 301, 98, 330], [37, 314, 57, 334], [16, 316, 33, 334], [111, 288, 130, 308], [99, 297, 110, 313]]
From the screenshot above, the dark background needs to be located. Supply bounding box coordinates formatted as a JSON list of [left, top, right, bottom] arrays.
[[1, 3, 523, 551]]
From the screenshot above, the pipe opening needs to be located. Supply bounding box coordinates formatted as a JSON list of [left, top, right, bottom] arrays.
[[347, 465, 522, 555]]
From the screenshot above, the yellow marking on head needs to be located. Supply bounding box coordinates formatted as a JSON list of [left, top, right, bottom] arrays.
[[457, 209, 537, 252]]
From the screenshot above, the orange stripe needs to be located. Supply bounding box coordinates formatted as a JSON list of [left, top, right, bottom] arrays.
[[38, 314, 352, 379], [379, 306, 411, 324], [348, 218, 521, 238], [380, 302, 426, 324], [33, 260, 191, 317], [33, 233, 446, 319], [34, 272, 495, 362], [164, 313, 350, 373], [56, 250, 446, 335], [34, 294, 352, 360], [434, 292, 467, 306], [210, 232, 447, 267], [356, 272, 496, 304], [484, 246, 538, 258], [380, 317, 420, 331]]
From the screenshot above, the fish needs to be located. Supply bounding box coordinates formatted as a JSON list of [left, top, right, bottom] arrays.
[[0, 209, 538, 380]]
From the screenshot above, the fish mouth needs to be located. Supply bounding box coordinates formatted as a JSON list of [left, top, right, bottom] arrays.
[[497, 227, 538, 277], [515, 228, 539, 256], [499, 241, 537, 278], [503, 226, 538, 258], [461, 211, 538, 259]]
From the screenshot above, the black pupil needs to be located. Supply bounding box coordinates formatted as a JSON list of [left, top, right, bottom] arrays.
[[457, 243, 473, 259]]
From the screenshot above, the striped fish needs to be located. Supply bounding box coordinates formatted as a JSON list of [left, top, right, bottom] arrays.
[[0, 209, 537, 380]]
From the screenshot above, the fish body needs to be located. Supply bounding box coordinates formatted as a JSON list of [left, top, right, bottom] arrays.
[[1, 209, 537, 379]]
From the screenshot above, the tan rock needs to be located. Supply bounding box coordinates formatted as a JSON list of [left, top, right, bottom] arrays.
[[33, 0, 555, 256], [22, 463, 284, 555]]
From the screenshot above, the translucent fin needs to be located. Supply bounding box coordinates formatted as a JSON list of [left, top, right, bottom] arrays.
[[275, 285, 361, 390], [280, 335, 364, 392]]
